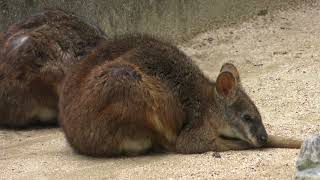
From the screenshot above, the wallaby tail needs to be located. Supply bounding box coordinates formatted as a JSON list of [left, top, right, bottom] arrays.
[[264, 135, 303, 149]]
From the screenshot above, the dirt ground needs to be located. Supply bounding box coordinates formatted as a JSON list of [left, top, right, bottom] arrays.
[[1, 3, 320, 180]]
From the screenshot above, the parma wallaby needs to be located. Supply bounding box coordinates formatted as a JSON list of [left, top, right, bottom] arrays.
[[0, 9, 107, 128], [59, 34, 302, 157]]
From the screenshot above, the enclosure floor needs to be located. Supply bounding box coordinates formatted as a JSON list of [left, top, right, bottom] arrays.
[[1, 3, 320, 180]]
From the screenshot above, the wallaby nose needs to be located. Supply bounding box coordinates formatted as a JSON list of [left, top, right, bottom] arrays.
[[258, 134, 268, 145]]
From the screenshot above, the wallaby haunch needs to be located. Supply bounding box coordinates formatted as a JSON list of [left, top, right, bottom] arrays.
[[59, 34, 302, 157], [0, 9, 107, 128]]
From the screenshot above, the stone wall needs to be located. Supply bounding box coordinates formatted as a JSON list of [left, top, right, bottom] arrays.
[[0, 0, 310, 42]]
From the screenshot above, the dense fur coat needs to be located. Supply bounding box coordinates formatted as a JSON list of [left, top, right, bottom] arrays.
[[59, 34, 269, 157], [0, 9, 107, 128]]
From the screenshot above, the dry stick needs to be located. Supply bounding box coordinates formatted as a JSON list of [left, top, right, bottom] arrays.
[[264, 134, 303, 149]]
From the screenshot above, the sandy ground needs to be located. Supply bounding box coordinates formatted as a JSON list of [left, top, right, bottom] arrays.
[[1, 3, 320, 180]]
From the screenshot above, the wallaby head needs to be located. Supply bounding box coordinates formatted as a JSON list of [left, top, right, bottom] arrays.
[[213, 63, 267, 148]]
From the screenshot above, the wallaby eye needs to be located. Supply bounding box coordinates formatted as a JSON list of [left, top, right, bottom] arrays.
[[242, 114, 253, 122]]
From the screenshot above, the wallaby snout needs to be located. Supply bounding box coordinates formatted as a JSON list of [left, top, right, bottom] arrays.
[[256, 132, 268, 146], [246, 126, 268, 147]]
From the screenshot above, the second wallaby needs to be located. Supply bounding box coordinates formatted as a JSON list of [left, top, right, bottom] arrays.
[[0, 9, 107, 128], [59, 34, 302, 157]]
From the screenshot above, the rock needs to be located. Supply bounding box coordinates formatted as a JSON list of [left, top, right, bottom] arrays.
[[296, 168, 320, 180], [295, 135, 320, 180], [296, 135, 320, 171]]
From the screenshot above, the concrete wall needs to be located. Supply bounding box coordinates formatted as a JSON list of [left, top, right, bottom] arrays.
[[0, 0, 309, 42]]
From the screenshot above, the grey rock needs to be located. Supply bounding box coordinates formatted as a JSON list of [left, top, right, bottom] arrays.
[[296, 135, 320, 180], [296, 168, 320, 180]]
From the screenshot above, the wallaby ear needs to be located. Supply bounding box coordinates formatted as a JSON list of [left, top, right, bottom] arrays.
[[216, 63, 240, 99], [219, 63, 240, 82]]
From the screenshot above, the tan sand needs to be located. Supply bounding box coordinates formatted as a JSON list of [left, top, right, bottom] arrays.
[[1, 3, 320, 180]]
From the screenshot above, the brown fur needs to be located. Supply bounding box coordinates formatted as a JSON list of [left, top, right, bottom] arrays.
[[0, 9, 107, 128], [0, 32, 3, 44], [59, 34, 302, 157]]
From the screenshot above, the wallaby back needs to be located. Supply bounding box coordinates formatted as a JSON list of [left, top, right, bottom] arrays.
[[0, 9, 107, 128]]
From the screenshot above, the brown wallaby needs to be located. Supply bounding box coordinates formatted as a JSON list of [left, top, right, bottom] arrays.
[[0, 9, 107, 128], [59, 34, 302, 157]]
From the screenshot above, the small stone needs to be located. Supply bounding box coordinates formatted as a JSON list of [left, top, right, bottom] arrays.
[[273, 51, 288, 55], [257, 9, 268, 16], [212, 152, 221, 158], [253, 63, 263, 67]]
